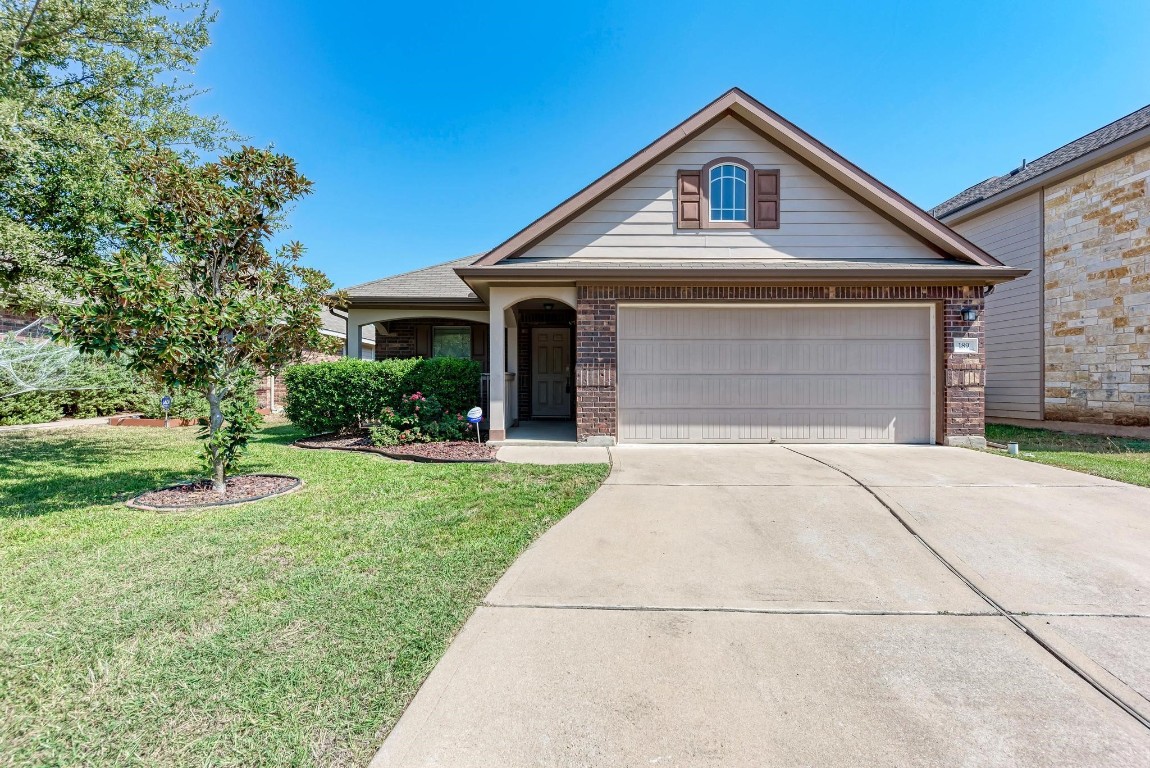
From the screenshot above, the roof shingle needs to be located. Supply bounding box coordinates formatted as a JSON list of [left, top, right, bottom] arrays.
[[932, 103, 1150, 219], [343, 255, 483, 302]]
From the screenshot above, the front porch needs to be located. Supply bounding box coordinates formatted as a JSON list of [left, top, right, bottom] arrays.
[[501, 419, 578, 444], [485, 287, 579, 441], [347, 285, 581, 442]]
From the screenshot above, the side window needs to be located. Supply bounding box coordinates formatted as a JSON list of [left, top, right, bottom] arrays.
[[431, 326, 472, 359]]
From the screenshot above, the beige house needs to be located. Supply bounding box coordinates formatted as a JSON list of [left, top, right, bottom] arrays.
[[345, 89, 1024, 444], [934, 104, 1150, 426]]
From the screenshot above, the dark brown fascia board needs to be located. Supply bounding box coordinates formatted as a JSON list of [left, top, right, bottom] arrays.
[[343, 297, 485, 309], [938, 124, 1150, 226], [457, 265, 1029, 286], [475, 87, 1000, 268]]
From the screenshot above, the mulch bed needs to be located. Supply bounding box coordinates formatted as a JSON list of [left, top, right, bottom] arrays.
[[128, 474, 302, 510], [295, 432, 498, 463]]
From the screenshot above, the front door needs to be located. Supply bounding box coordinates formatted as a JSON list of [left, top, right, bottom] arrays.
[[531, 327, 571, 418]]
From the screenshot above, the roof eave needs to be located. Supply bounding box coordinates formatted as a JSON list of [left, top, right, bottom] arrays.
[[456, 265, 1029, 286]]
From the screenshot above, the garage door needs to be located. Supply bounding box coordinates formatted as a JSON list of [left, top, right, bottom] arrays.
[[617, 305, 933, 443]]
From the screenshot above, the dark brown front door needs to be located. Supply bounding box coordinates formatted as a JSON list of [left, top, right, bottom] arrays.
[[531, 327, 571, 418]]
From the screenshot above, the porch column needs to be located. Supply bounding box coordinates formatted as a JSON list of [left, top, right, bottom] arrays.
[[487, 290, 508, 440], [345, 309, 364, 359]]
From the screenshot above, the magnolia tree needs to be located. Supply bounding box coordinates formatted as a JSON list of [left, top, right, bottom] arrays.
[[59, 147, 340, 492]]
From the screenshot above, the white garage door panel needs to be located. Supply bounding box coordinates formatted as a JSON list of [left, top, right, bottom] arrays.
[[618, 306, 933, 444]]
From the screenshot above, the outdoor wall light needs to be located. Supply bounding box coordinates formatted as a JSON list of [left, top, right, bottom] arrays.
[[543, 302, 555, 311], [960, 306, 979, 323]]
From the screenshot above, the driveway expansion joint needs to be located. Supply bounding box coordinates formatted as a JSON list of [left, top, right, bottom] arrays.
[[481, 602, 1000, 617], [783, 445, 1150, 732]]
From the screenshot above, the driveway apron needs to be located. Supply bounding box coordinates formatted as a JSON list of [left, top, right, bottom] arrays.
[[372, 445, 1150, 767]]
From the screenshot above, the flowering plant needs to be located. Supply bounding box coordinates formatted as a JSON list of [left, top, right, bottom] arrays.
[[369, 391, 470, 445]]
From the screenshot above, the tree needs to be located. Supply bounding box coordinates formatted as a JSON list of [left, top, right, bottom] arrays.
[[0, 0, 228, 312], [59, 147, 340, 492]]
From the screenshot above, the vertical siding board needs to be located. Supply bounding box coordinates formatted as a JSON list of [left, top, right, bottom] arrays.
[[953, 194, 1042, 419]]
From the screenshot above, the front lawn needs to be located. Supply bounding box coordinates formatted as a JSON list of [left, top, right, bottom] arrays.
[[0, 423, 607, 767], [986, 423, 1150, 487]]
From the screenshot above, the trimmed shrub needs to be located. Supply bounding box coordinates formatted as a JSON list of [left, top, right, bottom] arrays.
[[369, 391, 469, 445], [0, 391, 65, 425], [400, 357, 482, 417], [138, 389, 208, 420], [283, 357, 482, 435], [0, 354, 165, 426]]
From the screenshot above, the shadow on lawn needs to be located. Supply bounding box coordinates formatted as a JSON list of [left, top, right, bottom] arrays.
[[0, 431, 280, 519]]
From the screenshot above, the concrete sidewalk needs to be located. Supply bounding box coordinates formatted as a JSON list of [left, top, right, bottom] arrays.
[[0, 415, 119, 433], [372, 445, 1150, 767]]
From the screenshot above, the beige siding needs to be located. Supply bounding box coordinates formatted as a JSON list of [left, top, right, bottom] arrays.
[[952, 193, 1043, 419], [617, 305, 934, 443], [517, 117, 944, 263]]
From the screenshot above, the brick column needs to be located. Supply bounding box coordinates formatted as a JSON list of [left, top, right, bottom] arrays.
[[575, 287, 617, 443], [942, 291, 987, 447]]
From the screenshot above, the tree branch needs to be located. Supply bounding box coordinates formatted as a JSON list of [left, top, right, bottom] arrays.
[[8, 0, 43, 62]]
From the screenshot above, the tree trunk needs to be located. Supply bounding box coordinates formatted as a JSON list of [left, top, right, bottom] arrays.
[[206, 386, 226, 494]]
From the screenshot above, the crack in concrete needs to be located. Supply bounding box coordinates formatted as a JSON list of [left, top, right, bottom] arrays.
[[782, 445, 1150, 732]]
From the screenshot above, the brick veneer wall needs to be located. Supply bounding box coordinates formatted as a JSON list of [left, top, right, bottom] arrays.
[[0, 311, 39, 335], [374, 319, 487, 365], [1043, 147, 1150, 425], [575, 285, 986, 444]]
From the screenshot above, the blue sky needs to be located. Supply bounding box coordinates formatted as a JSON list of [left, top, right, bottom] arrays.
[[194, 0, 1150, 288]]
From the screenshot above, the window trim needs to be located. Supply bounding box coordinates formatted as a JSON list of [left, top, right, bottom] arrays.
[[700, 157, 754, 229]]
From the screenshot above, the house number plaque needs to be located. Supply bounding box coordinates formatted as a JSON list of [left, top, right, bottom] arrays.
[[953, 337, 979, 354]]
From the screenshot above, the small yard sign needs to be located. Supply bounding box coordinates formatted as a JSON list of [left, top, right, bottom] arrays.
[[953, 337, 979, 355], [467, 407, 484, 445], [160, 395, 173, 428]]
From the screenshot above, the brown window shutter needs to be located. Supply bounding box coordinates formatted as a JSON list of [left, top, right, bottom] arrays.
[[470, 323, 486, 357], [754, 169, 780, 229], [677, 170, 702, 229], [415, 325, 431, 357]]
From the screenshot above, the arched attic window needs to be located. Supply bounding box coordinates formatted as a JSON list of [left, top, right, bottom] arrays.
[[708, 162, 749, 222], [677, 158, 780, 230]]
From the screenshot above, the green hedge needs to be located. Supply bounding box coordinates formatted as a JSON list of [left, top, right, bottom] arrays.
[[283, 357, 482, 434]]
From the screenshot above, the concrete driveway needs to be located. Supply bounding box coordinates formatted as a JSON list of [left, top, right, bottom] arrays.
[[372, 445, 1150, 767]]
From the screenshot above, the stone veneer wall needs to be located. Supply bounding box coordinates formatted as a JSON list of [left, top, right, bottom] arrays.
[[1043, 147, 1150, 425], [576, 285, 986, 444]]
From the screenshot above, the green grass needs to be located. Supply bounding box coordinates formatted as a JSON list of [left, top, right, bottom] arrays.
[[986, 423, 1150, 487], [0, 423, 607, 767]]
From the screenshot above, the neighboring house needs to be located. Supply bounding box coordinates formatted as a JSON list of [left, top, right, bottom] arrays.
[[345, 89, 1024, 444], [933, 104, 1150, 426], [255, 308, 371, 412], [0, 311, 50, 338]]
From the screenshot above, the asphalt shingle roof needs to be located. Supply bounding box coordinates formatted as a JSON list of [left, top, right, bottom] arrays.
[[931, 103, 1150, 220], [343, 255, 483, 302]]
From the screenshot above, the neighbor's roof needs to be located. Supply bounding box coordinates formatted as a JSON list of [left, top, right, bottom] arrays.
[[342, 255, 483, 303], [469, 88, 1000, 268], [932, 103, 1150, 220], [319, 308, 373, 344]]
